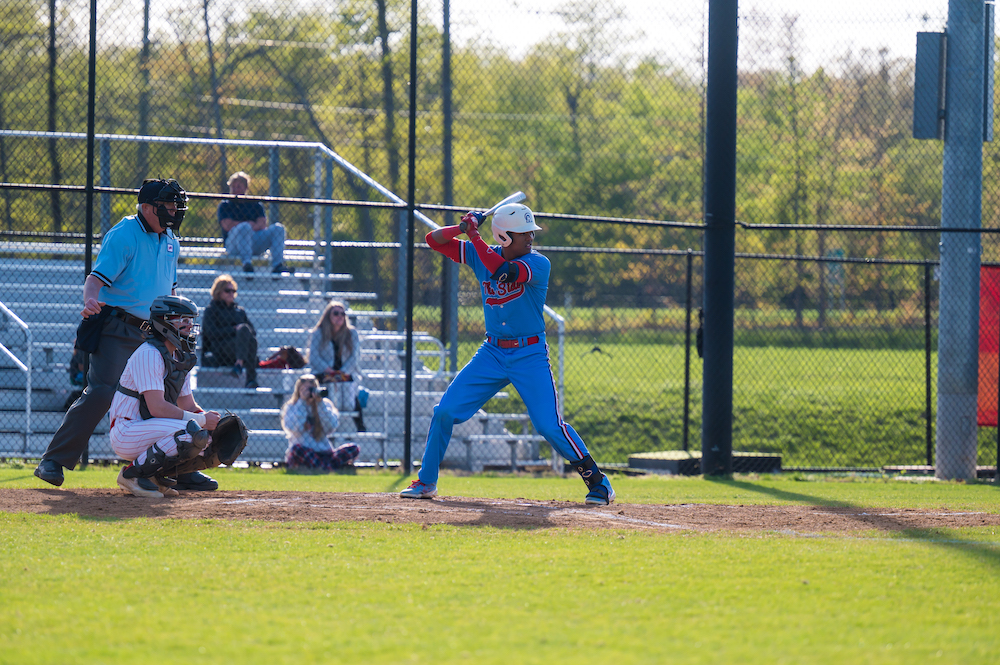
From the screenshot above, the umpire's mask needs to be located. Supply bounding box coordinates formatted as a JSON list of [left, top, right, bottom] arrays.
[[138, 178, 189, 232]]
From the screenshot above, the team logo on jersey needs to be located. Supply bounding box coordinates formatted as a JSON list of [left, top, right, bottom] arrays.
[[167, 243, 174, 253], [483, 280, 524, 306]]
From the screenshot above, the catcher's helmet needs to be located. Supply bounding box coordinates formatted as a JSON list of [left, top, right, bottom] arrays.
[[137, 178, 188, 232], [149, 295, 200, 353], [490, 203, 542, 247]]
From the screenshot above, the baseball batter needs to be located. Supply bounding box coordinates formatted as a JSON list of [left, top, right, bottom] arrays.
[[111, 295, 222, 498], [400, 203, 615, 505]]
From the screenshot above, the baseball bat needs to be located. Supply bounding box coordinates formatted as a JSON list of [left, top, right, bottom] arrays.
[[460, 191, 526, 232]]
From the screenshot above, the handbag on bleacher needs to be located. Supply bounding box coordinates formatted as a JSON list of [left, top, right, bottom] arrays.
[[258, 345, 306, 369]]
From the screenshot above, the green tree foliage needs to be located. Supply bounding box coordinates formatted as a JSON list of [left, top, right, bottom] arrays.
[[0, 0, 974, 312]]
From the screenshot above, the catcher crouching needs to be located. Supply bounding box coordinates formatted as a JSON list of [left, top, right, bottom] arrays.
[[109, 295, 248, 497]]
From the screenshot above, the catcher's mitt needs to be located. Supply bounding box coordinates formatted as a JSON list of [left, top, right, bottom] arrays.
[[165, 413, 249, 476], [208, 413, 249, 466]]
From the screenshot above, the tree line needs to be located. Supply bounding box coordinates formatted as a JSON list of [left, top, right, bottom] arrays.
[[1, 0, 989, 315]]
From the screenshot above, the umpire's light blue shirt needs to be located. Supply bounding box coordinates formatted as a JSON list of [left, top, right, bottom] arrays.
[[91, 213, 179, 319]]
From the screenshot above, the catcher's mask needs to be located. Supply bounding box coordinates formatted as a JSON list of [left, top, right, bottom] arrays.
[[138, 178, 188, 232], [149, 295, 200, 353], [489, 203, 542, 247]]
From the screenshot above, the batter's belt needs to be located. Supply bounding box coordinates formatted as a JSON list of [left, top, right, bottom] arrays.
[[485, 334, 541, 349]]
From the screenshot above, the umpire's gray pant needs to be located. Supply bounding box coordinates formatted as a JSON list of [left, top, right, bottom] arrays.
[[44, 316, 146, 469]]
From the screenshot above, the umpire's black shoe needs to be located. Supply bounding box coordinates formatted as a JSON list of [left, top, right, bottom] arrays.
[[34, 459, 64, 487], [174, 471, 218, 491]]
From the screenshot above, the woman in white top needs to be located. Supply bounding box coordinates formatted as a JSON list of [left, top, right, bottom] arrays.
[[307, 300, 366, 431], [281, 373, 359, 471]]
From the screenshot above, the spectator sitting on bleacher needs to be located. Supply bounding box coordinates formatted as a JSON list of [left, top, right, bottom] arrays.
[[308, 300, 366, 432], [201, 274, 259, 389], [281, 373, 359, 472], [218, 171, 287, 275]]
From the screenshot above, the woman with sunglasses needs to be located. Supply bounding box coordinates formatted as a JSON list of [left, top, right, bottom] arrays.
[[307, 300, 366, 432], [201, 274, 259, 388]]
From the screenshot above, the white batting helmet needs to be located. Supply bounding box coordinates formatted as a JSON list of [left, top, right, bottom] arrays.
[[490, 203, 542, 247]]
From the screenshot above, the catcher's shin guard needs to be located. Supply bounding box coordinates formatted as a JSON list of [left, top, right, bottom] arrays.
[[571, 454, 606, 490], [122, 443, 170, 479]]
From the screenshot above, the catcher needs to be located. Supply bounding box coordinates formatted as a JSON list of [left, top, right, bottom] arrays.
[[110, 295, 247, 498]]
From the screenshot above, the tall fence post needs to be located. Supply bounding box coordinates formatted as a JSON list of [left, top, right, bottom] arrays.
[[683, 249, 694, 452], [81, 0, 99, 468], [935, 0, 986, 480], [925, 262, 934, 466], [701, 0, 738, 476], [442, 0, 459, 373]]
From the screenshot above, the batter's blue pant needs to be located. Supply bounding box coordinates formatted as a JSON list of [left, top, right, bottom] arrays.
[[418, 340, 588, 485]]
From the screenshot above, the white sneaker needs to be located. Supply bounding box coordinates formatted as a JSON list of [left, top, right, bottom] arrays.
[[399, 479, 437, 499], [117, 466, 164, 498]]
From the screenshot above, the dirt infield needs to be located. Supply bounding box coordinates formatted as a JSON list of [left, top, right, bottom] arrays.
[[2, 487, 999, 533]]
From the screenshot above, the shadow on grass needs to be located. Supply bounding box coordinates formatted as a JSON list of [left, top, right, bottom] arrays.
[[0, 473, 38, 484], [386, 474, 412, 493], [707, 476, 1000, 569]]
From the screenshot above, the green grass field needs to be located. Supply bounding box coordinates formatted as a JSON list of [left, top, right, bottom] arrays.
[[2, 465, 999, 664]]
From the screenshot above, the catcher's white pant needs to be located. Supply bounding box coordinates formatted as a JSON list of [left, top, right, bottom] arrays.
[[111, 417, 202, 464]]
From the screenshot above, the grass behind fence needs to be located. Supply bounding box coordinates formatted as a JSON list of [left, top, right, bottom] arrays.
[[446, 339, 993, 469], [373, 305, 968, 468], [406, 305, 936, 350]]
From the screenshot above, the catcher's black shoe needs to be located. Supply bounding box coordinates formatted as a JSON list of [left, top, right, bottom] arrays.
[[34, 459, 64, 487], [174, 471, 218, 491]]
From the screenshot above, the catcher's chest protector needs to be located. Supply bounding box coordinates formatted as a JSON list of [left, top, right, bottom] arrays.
[[137, 337, 197, 420]]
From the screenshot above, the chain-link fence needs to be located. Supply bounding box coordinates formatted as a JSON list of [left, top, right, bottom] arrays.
[[4, 0, 1000, 473]]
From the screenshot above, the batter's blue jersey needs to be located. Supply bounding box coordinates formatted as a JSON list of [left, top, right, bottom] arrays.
[[457, 240, 550, 339]]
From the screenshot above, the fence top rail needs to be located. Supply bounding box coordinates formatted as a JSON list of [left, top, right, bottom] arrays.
[[738, 220, 1000, 234], [0, 130, 444, 231], [736, 251, 939, 266], [0, 129, 328, 149]]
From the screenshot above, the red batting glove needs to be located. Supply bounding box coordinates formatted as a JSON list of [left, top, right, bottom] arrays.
[[460, 212, 483, 236]]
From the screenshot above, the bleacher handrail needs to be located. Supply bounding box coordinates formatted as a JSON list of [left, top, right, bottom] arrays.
[[0, 300, 32, 444]]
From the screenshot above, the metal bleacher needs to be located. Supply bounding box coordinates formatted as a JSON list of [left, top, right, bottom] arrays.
[[0, 244, 543, 470]]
